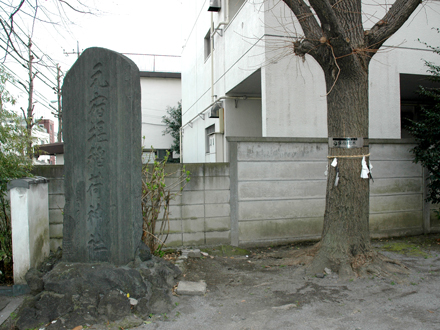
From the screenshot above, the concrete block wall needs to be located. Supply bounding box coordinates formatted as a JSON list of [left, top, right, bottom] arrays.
[[369, 141, 425, 237], [32, 166, 64, 251], [33, 163, 231, 251], [33, 139, 437, 251], [165, 163, 231, 247], [228, 137, 436, 247], [229, 138, 328, 246]]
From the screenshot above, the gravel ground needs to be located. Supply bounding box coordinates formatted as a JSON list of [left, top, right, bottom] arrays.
[[127, 234, 440, 330], [3, 235, 440, 330]]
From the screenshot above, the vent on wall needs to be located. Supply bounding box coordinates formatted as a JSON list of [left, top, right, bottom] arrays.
[[208, 0, 221, 12]]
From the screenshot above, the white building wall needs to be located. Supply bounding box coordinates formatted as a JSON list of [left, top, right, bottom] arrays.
[[182, 0, 266, 163], [182, 0, 440, 163], [140, 75, 181, 150], [369, 6, 440, 138]]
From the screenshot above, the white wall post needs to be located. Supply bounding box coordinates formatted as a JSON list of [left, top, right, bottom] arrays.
[[8, 177, 49, 284]]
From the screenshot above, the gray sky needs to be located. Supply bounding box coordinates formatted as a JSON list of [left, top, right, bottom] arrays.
[[2, 0, 183, 130]]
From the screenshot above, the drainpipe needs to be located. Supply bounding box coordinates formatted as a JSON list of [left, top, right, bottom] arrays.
[[211, 12, 215, 103], [210, 0, 230, 102], [213, 0, 229, 36], [179, 127, 182, 163]]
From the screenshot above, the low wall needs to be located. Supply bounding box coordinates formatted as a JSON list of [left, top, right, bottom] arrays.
[[228, 137, 438, 246], [32, 163, 231, 250], [32, 166, 64, 251], [161, 163, 231, 247], [33, 138, 438, 251]]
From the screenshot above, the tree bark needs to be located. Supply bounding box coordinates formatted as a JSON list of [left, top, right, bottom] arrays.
[[309, 56, 370, 276]]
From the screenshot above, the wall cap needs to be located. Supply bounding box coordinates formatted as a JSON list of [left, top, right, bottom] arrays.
[[7, 176, 48, 190]]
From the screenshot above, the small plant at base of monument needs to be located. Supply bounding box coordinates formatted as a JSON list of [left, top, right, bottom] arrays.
[[142, 149, 190, 256]]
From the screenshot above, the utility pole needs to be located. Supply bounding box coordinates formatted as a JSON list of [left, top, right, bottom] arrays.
[[56, 64, 62, 142], [20, 37, 37, 159], [63, 41, 82, 58]]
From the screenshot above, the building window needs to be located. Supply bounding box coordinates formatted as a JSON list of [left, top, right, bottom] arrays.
[[204, 29, 212, 60], [400, 74, 436, 138], [205, 124, 215, 153]]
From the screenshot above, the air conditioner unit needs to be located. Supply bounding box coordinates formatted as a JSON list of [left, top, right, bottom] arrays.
[[208, 0, 221, 12], [208, 101, 223, 118]]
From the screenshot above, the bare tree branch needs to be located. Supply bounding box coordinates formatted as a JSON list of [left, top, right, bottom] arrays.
[[308, 0, 346, 39], [282, 0, 321, 41], [366, 0, 421, 53], [59, 0, 93, 14], [0, 19, 28, 63], [9, 0, 26, 20]]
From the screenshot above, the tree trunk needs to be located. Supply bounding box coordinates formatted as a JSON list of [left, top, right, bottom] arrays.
[[281, 0, 421, 278], [309, 62, 371, 277]]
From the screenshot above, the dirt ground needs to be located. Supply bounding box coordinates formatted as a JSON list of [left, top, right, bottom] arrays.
[[125, 234, 440, 330]]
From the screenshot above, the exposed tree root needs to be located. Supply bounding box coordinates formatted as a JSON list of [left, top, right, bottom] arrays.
[[275, 243, 409, 281]]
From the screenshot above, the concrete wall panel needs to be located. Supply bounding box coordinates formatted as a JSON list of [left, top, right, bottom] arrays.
[[371, 161, 422, 179], [182, 191, 204, 205], [238, 180, 326, 200], [370, 178, 423, 195], [205, 217, 231, 232], [205, 190, 230, 204], [206, 231, 231, 245], [370, 212, 423, 232], [370, 194, 422, 213], [239, 199, 325, 221], [238, 161, 326, 181], [239, 218, 323, 242], [237, 142, 327, 161], [205, 204, 230, 218]]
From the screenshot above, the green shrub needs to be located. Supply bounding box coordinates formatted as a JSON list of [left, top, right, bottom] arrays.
[[141, 150, 189, 255], [407, 31, 440, 205]]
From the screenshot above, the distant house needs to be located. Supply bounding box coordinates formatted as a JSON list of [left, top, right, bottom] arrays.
[[180, 0, 440, 163], [140, 71, 181, 161], [39, 72, 182, 164], [37, 119, 55, 164]]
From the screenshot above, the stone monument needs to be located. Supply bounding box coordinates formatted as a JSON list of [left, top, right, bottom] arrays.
[[62, 47, 142, 265]]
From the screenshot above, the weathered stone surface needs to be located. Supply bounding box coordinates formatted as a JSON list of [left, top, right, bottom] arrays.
[[24, 268, 44, 295], [137, 241, 153, 262], [34, 292, 74, 320], [181, 249, 201, 258], [62, 47, 142, 265], [4, 256, 180, 330], [43, 262, 151, 298], [176, 281, 207, 296], [138, 257, 182, 289], [97, 290, 131, 321]]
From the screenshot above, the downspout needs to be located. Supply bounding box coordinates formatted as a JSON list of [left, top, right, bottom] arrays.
[[210, 0, 230, 102], [211, 12, 215, 103], [213, 0, 229, 36], [179, 127, 182, 163]]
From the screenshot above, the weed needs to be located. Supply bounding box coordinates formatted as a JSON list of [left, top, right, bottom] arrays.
[[142, 149, 190, 255]]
